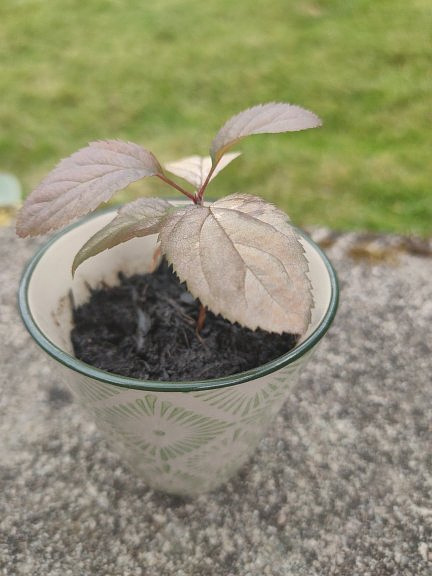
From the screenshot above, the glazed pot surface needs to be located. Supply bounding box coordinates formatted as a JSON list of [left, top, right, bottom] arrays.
[[19, 207, 338, 495]]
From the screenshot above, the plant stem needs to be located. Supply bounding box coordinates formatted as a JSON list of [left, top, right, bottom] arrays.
[[197, 160, 218, 201], [157, 173, 197, 203], [196, 304, 207, 334]]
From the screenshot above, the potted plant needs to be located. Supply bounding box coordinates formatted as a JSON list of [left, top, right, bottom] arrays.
[[17, 103, 338, 496]]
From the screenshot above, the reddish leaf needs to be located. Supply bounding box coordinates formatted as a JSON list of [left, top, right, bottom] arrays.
[[159, 193, 313, 334], [72, 197, 173, 274], [16, 140, 163, 237], [210, 102, 322, 164], [165, 152, 241, 190]]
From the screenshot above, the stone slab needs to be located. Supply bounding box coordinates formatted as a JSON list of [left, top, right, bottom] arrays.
[[1, 226, 431, 575]]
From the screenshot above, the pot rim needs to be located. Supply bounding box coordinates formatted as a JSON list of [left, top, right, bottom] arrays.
[[18, 207, 339, 392]]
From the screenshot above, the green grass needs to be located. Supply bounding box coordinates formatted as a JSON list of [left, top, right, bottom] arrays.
[[1, 0, 431, 235]]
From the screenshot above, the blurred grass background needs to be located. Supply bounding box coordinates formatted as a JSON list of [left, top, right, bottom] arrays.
[[1, 0, 430, 235]]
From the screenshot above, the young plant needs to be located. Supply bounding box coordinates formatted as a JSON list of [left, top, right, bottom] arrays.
[[17, 103, 321, 335]]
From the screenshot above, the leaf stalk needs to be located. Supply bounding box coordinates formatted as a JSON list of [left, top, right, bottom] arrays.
[[197, 161, 218, 201], [157, 173, 197, 203]]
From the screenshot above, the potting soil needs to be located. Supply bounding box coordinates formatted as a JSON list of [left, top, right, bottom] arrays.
[[71, 261, 298, 381]]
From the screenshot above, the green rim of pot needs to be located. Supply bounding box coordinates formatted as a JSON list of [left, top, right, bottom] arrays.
[[19, 208, 339, 393]]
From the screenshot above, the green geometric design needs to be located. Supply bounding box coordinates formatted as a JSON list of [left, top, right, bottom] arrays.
[[72, 375, 121, 403], [193, 367, 299, 417], [93, 394, 232, 462], [194, 387, 272, 416], [64, 359, 310, 495], [122, 446, 205, 494]]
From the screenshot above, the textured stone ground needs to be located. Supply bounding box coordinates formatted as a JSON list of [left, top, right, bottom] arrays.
[[1, 226, 431, 576]]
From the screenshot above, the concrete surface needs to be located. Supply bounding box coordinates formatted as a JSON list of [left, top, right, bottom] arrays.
[[1, 225, 431, 576]]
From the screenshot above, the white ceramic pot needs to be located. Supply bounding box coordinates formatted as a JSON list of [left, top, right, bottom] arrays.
[[19, 206, 338, 496]]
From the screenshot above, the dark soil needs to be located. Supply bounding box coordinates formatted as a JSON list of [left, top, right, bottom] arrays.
[[71, 261, 299, 381]]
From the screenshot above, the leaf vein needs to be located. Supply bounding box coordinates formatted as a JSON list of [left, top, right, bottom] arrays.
[[213, 206, 287, 235]]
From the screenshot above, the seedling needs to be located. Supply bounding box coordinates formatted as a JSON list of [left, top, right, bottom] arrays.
[[17, 103, 321, 335]]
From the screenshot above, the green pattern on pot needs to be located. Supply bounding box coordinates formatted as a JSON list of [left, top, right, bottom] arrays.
[[57, 357, 311, 494], [19, 208, 338, 496]]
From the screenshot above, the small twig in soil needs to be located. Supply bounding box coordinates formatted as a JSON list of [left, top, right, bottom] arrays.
[[161, 296, 196, 326], [194, 329, 207, 348], [127, 284, 152, 351], [135, 308, 152, 351], [181, 327, 191, 348]]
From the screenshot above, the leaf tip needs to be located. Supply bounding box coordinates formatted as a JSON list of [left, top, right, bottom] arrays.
[[15, 221, 27, 238], [15, 209, 40, 238], [71, 256, 80, 277]]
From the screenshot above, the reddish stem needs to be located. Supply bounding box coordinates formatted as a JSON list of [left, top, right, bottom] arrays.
[[196, 304, 207, 334], [197, 158, 220, 201], [157, 173, 197, 203]]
